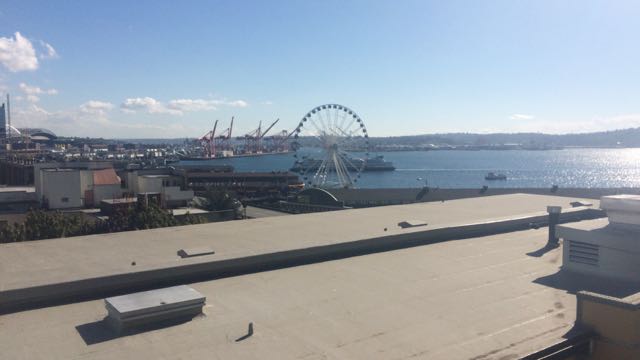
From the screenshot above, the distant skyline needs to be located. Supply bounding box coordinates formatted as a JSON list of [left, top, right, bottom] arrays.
[[1, 1, 640, 138]]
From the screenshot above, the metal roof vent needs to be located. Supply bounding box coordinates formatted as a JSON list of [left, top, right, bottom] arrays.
[[568, 240, 599, 267], [105, 285, 205, 334], [398, 220, 428, 229], [178, 247, 215, 258]]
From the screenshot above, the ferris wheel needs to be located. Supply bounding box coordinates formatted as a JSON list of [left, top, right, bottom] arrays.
[[290, 104, 370, 188]]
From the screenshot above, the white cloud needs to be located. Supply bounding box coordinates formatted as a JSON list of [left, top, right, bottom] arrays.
[[227, 99, 248, 108], [39, 41, 58, 59], [509, 114, 535, 120], [168, 99, 217, 112], [19, 82, 58, 95], [261, 100, 274, 105], [12, 101, 195, 138], [123, 96, 249, 115], [80, 100, 114, 114], [0, 32, 38, 72], [121, 97, 181, 115], [18, 83, 58, 103]]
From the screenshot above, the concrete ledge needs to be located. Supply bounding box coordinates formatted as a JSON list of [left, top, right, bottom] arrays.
[[0, 206, 604, 313], [578, 291, 640, 311], [577, 289, 640, 356]]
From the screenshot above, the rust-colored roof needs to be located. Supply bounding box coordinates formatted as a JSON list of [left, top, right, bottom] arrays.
[[93, 168, 120, 185]]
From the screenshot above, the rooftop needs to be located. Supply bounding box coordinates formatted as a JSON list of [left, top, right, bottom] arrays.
[[0, 227, 574, 359], [93, 168, 120, 186], [0, 194, 594, 297], [0, 193, 603, 359]]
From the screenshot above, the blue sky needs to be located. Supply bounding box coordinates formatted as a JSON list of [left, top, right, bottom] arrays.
[[1, 0, 640, 138]]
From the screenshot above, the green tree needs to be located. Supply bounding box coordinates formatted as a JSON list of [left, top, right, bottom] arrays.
[[180, 211, 205, 225], [202, 188, 240, 211], [0, 202, 210, 244], [0, 209, 95, 243]]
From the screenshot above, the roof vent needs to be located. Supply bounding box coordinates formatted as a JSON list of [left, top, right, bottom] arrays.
[[570, 201, 593, 207], [568, 240, 599, 267], [105, 285, 205, 333], [178, 247, 215, 258], [398, 220, 428, 229]]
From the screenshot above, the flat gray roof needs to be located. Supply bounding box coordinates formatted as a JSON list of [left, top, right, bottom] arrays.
[[0, 228, 574, 359], [0, 194, 593, 295]]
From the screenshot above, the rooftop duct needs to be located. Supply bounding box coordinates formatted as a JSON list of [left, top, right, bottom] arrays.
[[105, 285, 205, 334]]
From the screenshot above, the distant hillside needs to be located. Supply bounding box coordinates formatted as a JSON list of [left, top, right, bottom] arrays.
[[370, 128, 640, 147], [101, 127, 640, 147]]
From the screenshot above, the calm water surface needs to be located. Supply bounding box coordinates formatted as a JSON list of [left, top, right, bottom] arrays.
[[180, 148, 640, 189]]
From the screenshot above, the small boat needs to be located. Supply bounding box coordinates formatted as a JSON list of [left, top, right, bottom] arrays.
[[485, 172, 507, 181]]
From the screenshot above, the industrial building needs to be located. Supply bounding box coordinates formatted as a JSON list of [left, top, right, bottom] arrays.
[[182, 169, 302, 197], [32, 161, 122, 209], [121, 169, 194, 208], [119, 166, 302, 200], [3, 193, 636, 359], [38, 167, 122, 209], [0, 156, 35, 185]]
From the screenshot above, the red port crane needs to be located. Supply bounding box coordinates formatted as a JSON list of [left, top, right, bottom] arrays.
[[216, 116, 234, 155], [239, 118, 280, 153], [199, 120, 218, 158]]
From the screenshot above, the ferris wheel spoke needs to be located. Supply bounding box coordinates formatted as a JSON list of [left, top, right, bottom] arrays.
[[326, 108, 334, 133], [331, 153, 346, 186], [336, 136, 351, 149], [316, 109, 330, 134], [343, 117, 358, 136], [325, 111, 340, 137], [335, 154, 352, 185], [338, 126, 365, 146], [313, 152, 332, 186], [338, 151, 362, 172], [332, 107, 340, 134], [338, 110, 349, 132], [305, 118, 325, 138], [335, 132, 361, 148], [325, 107, 342, 136]]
